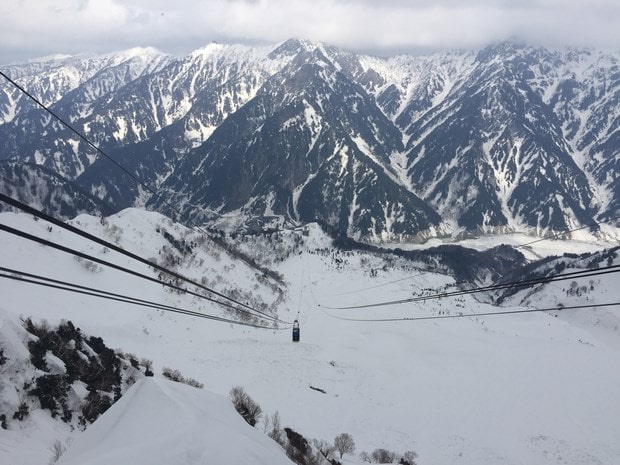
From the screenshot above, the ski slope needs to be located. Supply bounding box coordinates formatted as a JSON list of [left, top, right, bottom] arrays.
[[1, 209, 619, 465]]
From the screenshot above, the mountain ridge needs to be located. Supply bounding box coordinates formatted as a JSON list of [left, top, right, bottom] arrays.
[[0, 39, 617, 242]]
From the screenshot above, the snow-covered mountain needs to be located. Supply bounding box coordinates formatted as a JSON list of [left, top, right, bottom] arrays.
[[394, 43, 617, 235], [0, 160, 112, 219], [0, 48, 174, 179], [0, 39, 618, 240], [150, 41, 442, 240], [1, 37, 619, 465]]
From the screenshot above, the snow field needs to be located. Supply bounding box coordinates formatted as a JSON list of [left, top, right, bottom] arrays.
[[0, 209, 619, 465]]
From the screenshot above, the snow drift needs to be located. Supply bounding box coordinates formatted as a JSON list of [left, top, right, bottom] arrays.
[[56, 377, 293, 465]]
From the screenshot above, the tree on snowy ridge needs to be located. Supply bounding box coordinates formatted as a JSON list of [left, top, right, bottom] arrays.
[[334, 432, 356, 458]]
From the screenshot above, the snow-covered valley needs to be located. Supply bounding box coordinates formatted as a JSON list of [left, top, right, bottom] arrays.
[[1, 208, 619, 465]]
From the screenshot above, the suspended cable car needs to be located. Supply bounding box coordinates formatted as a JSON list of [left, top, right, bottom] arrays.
[[292, 319, 300, 342]]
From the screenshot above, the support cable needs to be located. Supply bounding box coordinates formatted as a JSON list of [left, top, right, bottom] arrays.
[[0, 222, 286, 325], [0, 193, 290, 324], [320, 264, 620, 310], [0, 73, 291, 324], [0, 268, 284, 330], [321, 302, 620, 323]]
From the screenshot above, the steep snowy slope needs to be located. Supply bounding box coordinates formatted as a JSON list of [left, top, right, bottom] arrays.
[[75, 40, 312, 211], [535, 48, 620, 221], [0, 48, 173, 123], [397, 43, 600, 234], [55, 378, 294, 465]]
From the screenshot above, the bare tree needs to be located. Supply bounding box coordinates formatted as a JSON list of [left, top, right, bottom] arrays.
[[334, 432, 356, 458], [162, 367, 183, 382], [314, 439, 335, 462], [229, 386, 262, 427], [267, 411, 285, 446], [140, 358, 154, 376]]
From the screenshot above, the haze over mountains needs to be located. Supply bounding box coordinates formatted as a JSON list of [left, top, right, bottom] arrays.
[[0, 38, 618, 241]]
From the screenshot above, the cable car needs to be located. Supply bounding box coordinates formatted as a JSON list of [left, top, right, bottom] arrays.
[[292, 319, 300, 342]]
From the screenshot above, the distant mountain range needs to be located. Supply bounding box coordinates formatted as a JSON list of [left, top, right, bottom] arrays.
[[0, 39, 618, 240]]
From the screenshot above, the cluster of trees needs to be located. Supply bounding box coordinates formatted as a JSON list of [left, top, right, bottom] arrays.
[[157, 228, 194, 256], [359, 449, 418, 464], [211, 233, 286, 284], [162, 367, 204, 389], [229, 386, 419, 465], [152, 226, 284, 322], [15, 320, 118, 426], [308, 247, 354, 271], [564, 280, 596, 297], [73, 256, 103, 273], [102, 222, 123, 244], [158, 245, 185, 269], [1, 319, 153, 430]]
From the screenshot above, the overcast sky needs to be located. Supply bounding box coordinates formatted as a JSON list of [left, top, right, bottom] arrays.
[[1, 0, 619, 64]]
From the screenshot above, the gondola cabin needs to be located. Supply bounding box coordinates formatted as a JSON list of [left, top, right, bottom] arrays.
[[292, 320, 300, 342]]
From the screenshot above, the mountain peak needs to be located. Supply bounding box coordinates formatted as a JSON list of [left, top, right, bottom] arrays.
[[268, 38, 317, 59]]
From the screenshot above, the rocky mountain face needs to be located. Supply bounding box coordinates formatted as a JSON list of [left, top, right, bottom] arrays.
[[0, 48, 175, 179], [0, 160, 112, 219], [0, 39, 617, 241], [150, 42, 442, 240]]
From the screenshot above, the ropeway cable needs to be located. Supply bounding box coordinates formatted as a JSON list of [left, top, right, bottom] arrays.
[[0, 193, 291, 324], [319, 264, 620, 310], [320, 301, 620, 323], [0, 267, 285, 330], [0, 222, 286, 324], [0, 73, 290, 324]]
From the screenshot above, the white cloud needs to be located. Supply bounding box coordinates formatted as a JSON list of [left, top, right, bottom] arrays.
[[1, 0, 619, 64]]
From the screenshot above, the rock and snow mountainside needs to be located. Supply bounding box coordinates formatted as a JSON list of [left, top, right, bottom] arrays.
[[0, 48, 174, 179], [152, 42, 442, 240], [0, 39, 618, 241], [0, 161, 113, 219], [1, 208, 619, 465]]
